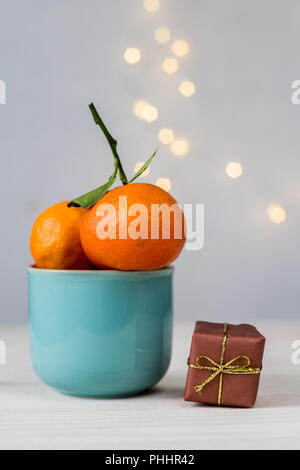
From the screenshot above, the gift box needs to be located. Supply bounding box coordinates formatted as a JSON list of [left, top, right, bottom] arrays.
[[184, 322, 266, 408]]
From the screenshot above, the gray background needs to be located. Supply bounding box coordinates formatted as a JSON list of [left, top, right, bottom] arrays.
[[0, 0, 299, 323]]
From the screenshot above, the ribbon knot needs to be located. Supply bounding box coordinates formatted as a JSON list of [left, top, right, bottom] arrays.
[[188, 323, 261, 406]]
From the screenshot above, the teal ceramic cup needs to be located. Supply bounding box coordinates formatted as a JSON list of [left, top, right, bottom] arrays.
[[27, 267, 173, 397]]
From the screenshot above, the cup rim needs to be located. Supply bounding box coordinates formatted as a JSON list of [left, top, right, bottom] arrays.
[[26, 265, 174, 279]]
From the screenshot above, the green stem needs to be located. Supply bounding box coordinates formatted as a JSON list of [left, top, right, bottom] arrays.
[[89, 103, 128, 185]]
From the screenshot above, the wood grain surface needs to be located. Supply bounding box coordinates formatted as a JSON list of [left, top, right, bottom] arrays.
[[0, 322, 299, 450]]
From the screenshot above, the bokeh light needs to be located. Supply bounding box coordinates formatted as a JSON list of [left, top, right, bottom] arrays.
[[170, 139, 189, 157], [267, 204, 287, 224], [179, 81, 196, 97], [156, 178, 172, 192], [158, 128, 174, 145], [163, 57, 179, 74], [172, 40, 189, 57], [142, 105, 158, 122], [144, 0, 160, 13], [155, 27, 171, 44], [225, 162, 243, 179], [134, 162, 150, 178], [124, 48, 141, 64], [133, 100, 150, 119]]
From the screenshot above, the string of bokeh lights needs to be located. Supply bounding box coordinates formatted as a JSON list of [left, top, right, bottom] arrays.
[[124, 0, 286, 225]]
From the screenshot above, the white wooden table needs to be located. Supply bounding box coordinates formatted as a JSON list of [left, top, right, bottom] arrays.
[[0, 322, 299, 450]]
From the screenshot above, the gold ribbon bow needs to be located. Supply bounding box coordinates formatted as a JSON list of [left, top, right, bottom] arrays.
[[188, 323, 261, 406]]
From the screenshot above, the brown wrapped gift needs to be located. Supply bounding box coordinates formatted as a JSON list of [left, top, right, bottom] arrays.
[[184, 322, 266, 408]]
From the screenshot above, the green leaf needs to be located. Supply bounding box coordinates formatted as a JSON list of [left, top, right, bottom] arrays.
[[68, 159, 118, 209], [129, 149, 158, 183], [68, 177, 116, 210], [68, 105, 159, 210]]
